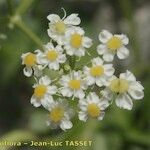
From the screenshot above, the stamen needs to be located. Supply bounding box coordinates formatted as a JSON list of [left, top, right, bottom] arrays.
[[50, 106, 64, 122], [87, 103, 100, 118], [69, 79, 81, 90]]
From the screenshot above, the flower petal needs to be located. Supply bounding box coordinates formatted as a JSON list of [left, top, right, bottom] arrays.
[[97, 44, 107, 55], [128, 82, 144, 100], [64, 14, 81, 25], [60, 120, 73, 130], [47, 86, 57, 95], [104, 64, 115, 76], [23, 67, 32, 77], [117, 46, 129, 59], [60, 88, 73, 97], [103, 52, 114, 62], [98, 30, 112, 43], [79, 111, 88, 122], [120, 70, 136, 82], [98, 111, 105, 121], [74, 89, 85, 99], [92, 57, 103, 65], [39, 75, 51, 85], [30, 96, 41, 107], [82, 37, 92, 48], [47, 14, 61, 23], [115, 94, 133, 110]]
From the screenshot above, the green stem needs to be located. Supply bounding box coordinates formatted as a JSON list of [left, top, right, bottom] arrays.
[[15, 0, 34, 15], [68, 56, 76, 70], [14, 18, 43, 49]]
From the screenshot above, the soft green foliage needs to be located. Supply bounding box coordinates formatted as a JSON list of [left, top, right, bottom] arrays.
[[0, 0, 150, 150]]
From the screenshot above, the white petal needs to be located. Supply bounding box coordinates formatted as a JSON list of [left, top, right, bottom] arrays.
[[103, 52, 114, 62], [60, 120, 73, 130], [100, 88, 113, 101], [41, 96, 54, 109], [79, 111, 88, 122], [115, 34, 129, 45], [64, 14, 81, 25], [96, 78, 105, 87], [87, 92, 100, 103], [128, 82, 144, 100], [92, 57, 103, 65], [117, 46, 129, 59], [98, 111, 105, 121], [65, 45, 75, 56], [47, 86, 57, 95], [75, 48, 85, 57], [60, 88, 73, 97], [74, 89, 85, 99], [98, 30, 112, 43], [82, 37, 92, 48], [44, 42, 54, 50], [120, 70, 136, 82], [30, 96, 41, 107], [115, 94, 133, 110], [59, 75, 70, 87], [85, 76, 95, 86], [58, 54, 66, 63], [104, 64, 115, 76], [48, 62, 59, 70], [47, 14, 61, 23], [33, 66, 43, 77], [97, 44, 107, 55], [39, 75, 51, 85], [98, 100, 109, 110], [23, 67, 32, 77]]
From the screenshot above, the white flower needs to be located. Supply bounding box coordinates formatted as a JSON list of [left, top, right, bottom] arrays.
[[21, 52, 43, 77], [31, 75, 57, 108], [36, 42, 66, 70], [46, 100, 73, 131], [59, 71, 87, 99], [83, 57, 115, 87], [47, 13, 81, 45], [78, 92, 109, 122], [97, 30, 129, 62], [103, 70, 144, 110], [64, 27, 92, 57]]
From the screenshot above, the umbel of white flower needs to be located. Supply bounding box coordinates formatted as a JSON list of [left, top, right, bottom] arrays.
[[21, 10, 144, 131]]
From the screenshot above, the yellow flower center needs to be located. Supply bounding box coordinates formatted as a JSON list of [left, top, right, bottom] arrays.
[[34, 84, 47, 98], [110, 78, 129, 93], [50, 107, 64, 122], [107, 36, 122, 51], [54, 21, 66, 34], [69, 79, 81, 90], [46, 50, 58, 61], [87, 103, 100, 118], [24, 53, 36, 66], [70, 33, 82, 48], [90, 66, 104, 77]]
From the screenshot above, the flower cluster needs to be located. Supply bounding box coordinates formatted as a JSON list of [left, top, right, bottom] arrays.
[[21, 10, 144, 131]]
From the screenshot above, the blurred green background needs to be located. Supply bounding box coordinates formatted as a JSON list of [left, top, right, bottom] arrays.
[[0, 0, 150, 150]]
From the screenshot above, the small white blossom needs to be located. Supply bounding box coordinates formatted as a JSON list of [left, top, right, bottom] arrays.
[[36, 42, 66, 70], [46, 99, 73, 131], [59, 71, 87, 99], [64, 27, 92, 57], [47, 13, 81, 45], [83, 57, 115, 87], [21, 52, 43, 77], [31, 76, 57, 108], [78, 92, 109, 122], [97, 30, 129, 62], [103, 70, 144, 110]]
